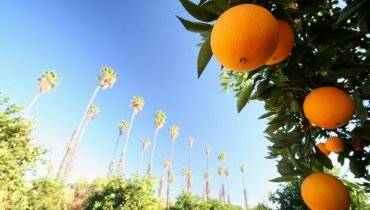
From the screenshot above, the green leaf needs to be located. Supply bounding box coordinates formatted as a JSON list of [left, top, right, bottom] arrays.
[[335, 0, 367, 25], [321, 67, 368, 82], [213, 0, 230, 11], [258, 111, 275, 119], [197, 36, 212, 78], [198, 0, 207, 5], [314, 149, 333, 170], [270, 176, 297, 182], [349, 158, 361, 177], [179, 0, 218, 22], [176, 16, 213, 32], [353, 92, 368, 124], [237, 83, 255, 113], [352, 124, 370, 141]]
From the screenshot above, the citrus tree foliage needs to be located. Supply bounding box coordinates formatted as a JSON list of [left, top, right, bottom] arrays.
[[25, 177, 67, 210], [178, 0, 370, 187], [268, 180, 309, 210], [0, 95, 44, 208], [248, 203, 271, 210], [85, 176, 161, 210], [170, 193, 243, 210]]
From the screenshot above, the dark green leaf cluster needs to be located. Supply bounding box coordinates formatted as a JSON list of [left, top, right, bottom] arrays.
[[268, 180, 309, 210], [85, 176, 161, 210], [178, 0, 370, 186]]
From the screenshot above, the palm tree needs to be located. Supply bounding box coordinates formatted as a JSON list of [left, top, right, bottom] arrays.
[[61, 105, 100, 184], [107, 121, 129, 177], [147, 110, 166, 176], [138, 137, 151, 175], [158, 158, 170, 199], [166, 125, 179, 208], [166, 170, 175, 208], [204, 171, 211, 200], [217, 167, 223, 201], [224, 169, 231, 204], [187, 137, 195, 193], [205, 145, 211, 200], [218, 152, 227, 203], [240, 164, 248, 209], [181, 168, 189, 193], [24, 70, 59, 116], [117, 96, 144, 176], [57, 67, 116, 183]]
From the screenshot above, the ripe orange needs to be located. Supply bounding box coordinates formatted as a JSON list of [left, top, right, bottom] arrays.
[[325, 136, 345, 153], [316, 143, 331, 156], [301, 172, 350, 210], [210, 4, 279, 72], [303, 86, 355, 129], [265, 19, 294, 65]]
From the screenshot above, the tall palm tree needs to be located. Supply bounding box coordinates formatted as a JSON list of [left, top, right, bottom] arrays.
[[218, 152, 227, 203], [61, 104, 99, 184], [107, 121, 129, 177], [147, 110, 166, 176], [187, 137, 195, 193], [240, 164, 248, 209], [166, 170, 175, 208], [224, 169, 231, 204], [117, 96, 144, 176], [166, 125, 179, 208], [57, 67, 116, 183], [24, 70, 59, 116], [205, 145, 211, 200], [158, 158, 170, 199], [204, 171, 211, 200], [138, 137, 151, 175], [181, 168, 189, 193], [217, 167, 223, 201]]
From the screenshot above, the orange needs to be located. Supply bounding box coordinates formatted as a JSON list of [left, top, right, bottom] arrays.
[[303, 86, 355, 129], [210, 4, 279, 72], [301, 172, 350, 210], [316, 143, 331, 156], [325, 136, 345, 153], [265, 19, 294, 65]]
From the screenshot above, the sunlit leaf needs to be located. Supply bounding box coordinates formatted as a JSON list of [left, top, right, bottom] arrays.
[[179, 0, 218, 22], [197, 36, 212, 78], [270, 176, 297, 182], [176, 16, 213, 32]]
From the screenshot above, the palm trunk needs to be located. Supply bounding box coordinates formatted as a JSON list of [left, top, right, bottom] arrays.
[[147, 127, 159, 176], [107, 134, 122, 177], [166, 140, 175, 207], [187, 148, 191, 193], [182, 177, 185, 193], [57, 85, 100, 183], [206, 155, 210, 200], [242, 172, 248, 209], [61, 121, 89, 184], [158, 173, 165, 199], [24, 92, 41, 117], [166, 170, 172, 208], [117, 111, 136, 176], [219, 175, 222, 200], [138, 149, 145, 176], [226, 177, 230, 204], [222, 175, 225, 203]]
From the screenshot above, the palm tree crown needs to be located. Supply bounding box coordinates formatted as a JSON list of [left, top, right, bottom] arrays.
[[205, 145, 210, 156], [118, 121, 129, 136], [37, 70, 59, 93], [225, 169, 230, 177], [240, 164, 246, 174], [218, 152, 226, 164], [218, 167, 223, 176], [204, 171, 211, 181], [98, 66, 117, 89], [87, 105, 99, 122], [169, 125, 180, 140], [142, 138, 151, 151], [130, 96, 144, 114], [154, 110, 166, 128], [189, 137, 195, 149]]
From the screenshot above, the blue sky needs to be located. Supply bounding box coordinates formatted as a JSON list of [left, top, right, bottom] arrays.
[[0, 0, 280, 207]]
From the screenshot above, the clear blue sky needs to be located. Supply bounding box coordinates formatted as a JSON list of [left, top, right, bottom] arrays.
[[0, 0, 280, 207]]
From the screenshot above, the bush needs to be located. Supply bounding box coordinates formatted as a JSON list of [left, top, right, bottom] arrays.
[[85, 176, 161, 210]]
